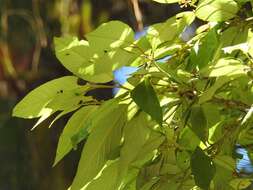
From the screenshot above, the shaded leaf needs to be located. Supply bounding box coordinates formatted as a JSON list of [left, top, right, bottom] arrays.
[[191, 147, 215, 190], [189, 105, 208, 142], [178, 127, 200, 151], [131, 78, 163, 125]]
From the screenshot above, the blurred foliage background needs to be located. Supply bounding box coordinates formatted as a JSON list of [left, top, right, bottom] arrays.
[[0, 0, 186, 189]]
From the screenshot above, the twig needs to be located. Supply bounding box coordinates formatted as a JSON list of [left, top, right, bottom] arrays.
[[211, 97, 250, 112], [130, 0, 143, 31]]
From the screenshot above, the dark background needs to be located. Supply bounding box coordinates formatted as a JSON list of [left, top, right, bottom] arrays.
[[0, 0, 184, 189]]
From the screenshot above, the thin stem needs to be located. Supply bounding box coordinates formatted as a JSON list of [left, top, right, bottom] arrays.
[[87, 83, 131, 91]]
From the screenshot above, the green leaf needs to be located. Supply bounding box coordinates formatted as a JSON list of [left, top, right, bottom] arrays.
[[55, 22, 138, 83], [196, 0, 239, 22], [140, 179, 159, 190], [201, 58, 249, 77], [70, 102, 128, 190], [13, 76, 79, 118], [84, 160, 119, 190], [213, 155, 235, 172], [213, 156, 234, 190], [55, 36, 113, 83], [230, 179, 252, 189], [13, 76, 91, 129], [190, 28, 219, 69], [131, 78, 163, 125], [176, 150, 190, 170], [189, 105, 208, 142], [202, 103, 221, 128], [53, 105, 98, 166], [151, 0, 180, 4], [178, 127, 200, 151], [86, 21, 134, 52], [199, 77, 231, 104], [118, 112, 151, 187], [191, 147, 215, 190], [147, 11, 195, 48], [238, 126, 253, 145], [132, 131, 165, 166]]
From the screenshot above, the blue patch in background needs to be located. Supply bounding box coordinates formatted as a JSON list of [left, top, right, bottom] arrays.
[[236, 146, 253, 174]]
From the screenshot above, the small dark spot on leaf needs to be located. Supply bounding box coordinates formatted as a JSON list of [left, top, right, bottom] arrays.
[[78, 100, 83, 105], [57, 90, 63, 94], [104, 50, 108, 53], [77, 78, 86, 86], [65, 53, 70, 56]]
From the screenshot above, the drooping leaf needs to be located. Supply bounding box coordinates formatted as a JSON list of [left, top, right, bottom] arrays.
[[196, 0, 239, 22], [13, 76, 80, 118], [70, 102, 128, 190], [190, 28, 219, 69], [131, 78, 163, 125], [13, 76, 92, 129], [191, 147, 215, 190], [213, 155, 234, 190], [117, 112, 151, 187], [84, 160, 119, 190], [54, 105, 98, 166], [189, 105, 208, 142]]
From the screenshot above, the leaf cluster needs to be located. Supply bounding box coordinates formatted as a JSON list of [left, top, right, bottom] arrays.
[[12, 0, 253, 189]]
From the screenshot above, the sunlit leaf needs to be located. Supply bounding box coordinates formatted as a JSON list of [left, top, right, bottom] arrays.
[[147, 11, 195, 48], [201, 58, 249, 77], [13, 76, 79, 118], [84, 160, 119, 190], [54, 105, 98, 166], [196, 0, 239, 22], [70, 102, 128, 190]]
